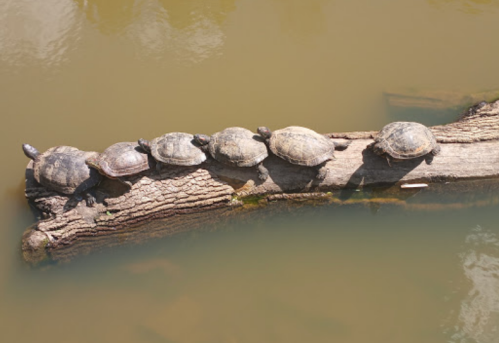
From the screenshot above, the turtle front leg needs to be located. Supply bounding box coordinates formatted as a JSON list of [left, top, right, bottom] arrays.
[[83, 191, 96, 207], [425, 153, 435, 165], [432, 145, 441, 156], [257, 162, 269, 181], [315, 161, 329, 180]]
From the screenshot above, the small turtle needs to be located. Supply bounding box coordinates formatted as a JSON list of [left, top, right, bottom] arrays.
[[138, 133, 206, 171], [369, 121, 440, 166], [86, 142, 151, 187], [194, 127, 269, 181], [257, 126, 349, 180], [22, 144, 102, 206]]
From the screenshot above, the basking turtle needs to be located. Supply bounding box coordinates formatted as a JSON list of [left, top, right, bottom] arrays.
[[22, 144, 102, 206], [86, 142, 151, 187], [257, 126, 350, 180], [194, 127, 269, 181], [138, 133, 206, 170], [369, 121, 440, 166]]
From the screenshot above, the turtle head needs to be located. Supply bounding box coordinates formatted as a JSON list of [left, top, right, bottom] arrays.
[[138, 138, 151, 153], [85, 157, 101, 171], [194, 134, 210, 146], [257, 127, 272, 139], [22, 144, 40, 160]]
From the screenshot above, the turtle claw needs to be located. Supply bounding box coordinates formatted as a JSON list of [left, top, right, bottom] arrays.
[[257, 163, 269, 181], [386, 156, 392, 167], [425, 154, 434, 165], [84, 192, 96, 207]]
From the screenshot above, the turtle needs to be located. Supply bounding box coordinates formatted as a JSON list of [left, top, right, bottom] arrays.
[[22, 144, 102, 206], [138, 133, 206, 171], [257, 126, 350, 180], [86, 142, 152, 187], [369, 121, 441, 166], [194, 127, 269, 181]]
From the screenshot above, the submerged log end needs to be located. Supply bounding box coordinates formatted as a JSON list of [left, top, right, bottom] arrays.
[[22, 226, 50, 264]]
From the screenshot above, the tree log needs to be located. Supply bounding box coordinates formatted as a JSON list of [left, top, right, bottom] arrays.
[[22, 100, 499, 264]]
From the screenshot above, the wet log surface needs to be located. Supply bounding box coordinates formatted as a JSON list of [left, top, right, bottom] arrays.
[[22, 100, 499, 263]]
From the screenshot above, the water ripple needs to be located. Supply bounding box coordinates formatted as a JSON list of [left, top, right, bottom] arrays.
[[0, 0, 82, 69]]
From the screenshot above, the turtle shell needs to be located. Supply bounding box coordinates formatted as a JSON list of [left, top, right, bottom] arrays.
[[33, 146, 102, 194], [151, 132, 206, 166], [209, 127, 268, 167], [96, 142, 151, 177], [373, 122, 439, 159], [268, 126, 335, 166]]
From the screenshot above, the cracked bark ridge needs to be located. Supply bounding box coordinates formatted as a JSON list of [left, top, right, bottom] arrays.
[[22, 100, 499, 263]]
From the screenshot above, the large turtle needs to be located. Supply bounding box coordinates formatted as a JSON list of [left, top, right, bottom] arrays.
[[369, 121, 440, 166], [22, 144, 102, 206], [194, 127, 269, 181], [257, 126, 350, 180], [138, 132, 206, 170], [86, 142, 152, 187]]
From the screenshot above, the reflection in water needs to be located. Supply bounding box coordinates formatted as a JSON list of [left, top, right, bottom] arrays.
[[74, 0, 136, 34], [123, 258, 180, 277], [271, 0, 330, 40], [77, 0, 235, 64], [126, 0, 235, 64], [451, 225, 499, 342], [428, 0, 499, 14], [144, 296, 206, 343], [0, 0, 82, 67]]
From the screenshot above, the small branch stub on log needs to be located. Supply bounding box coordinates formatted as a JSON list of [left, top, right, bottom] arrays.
[[22, 101, 499, 264]]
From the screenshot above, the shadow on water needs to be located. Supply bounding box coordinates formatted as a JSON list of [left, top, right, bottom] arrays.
[[339, 147, 426, 202]]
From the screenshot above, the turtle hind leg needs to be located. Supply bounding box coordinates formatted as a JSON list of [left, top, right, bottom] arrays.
[[257, 162, 269, 181], [385, 155, 393, 167], [315, 162, 329, 180], [117, 177, 133, 189]]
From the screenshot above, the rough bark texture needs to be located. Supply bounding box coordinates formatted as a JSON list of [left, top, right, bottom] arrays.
[[22, 100, 499, 263]]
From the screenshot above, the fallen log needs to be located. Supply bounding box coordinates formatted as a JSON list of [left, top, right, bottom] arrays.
[[22, 100, 499, 264]]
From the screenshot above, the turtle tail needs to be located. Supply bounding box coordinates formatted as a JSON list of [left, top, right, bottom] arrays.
[[22, 144, 40, 160]]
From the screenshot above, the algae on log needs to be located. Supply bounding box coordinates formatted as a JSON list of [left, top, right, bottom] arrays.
[[22, 101, 499, 263]]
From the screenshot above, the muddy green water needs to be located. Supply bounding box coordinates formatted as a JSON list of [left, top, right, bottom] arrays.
[[1, 0, 499, 342]]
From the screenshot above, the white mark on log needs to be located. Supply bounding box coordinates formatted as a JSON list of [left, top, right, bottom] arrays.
[[401, 183, 428, 189]]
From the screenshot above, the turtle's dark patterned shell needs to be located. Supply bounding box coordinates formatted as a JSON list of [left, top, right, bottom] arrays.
[[209, 127, 268, 167], [151, 133, 206, 166], [373, 122, 439, 159], [33, 146, 101, 194], [269, 126, 335, 166], [96, 142, 151, 177]]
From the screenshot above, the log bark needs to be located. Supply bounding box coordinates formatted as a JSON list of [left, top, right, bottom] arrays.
[[22, 100, 499, 264]]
